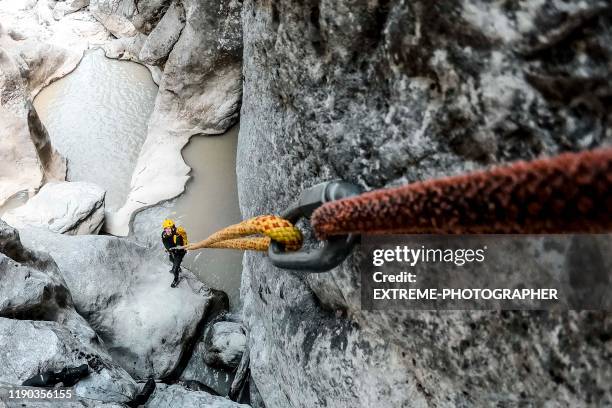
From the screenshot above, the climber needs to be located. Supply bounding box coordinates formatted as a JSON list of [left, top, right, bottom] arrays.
[[162, 219, 188, 288]]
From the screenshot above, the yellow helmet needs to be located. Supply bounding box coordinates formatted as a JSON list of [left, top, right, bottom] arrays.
[[162, 219, 175, 229]]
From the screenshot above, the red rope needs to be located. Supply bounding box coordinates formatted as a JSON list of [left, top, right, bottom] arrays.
[[311, 148, 612, 239]]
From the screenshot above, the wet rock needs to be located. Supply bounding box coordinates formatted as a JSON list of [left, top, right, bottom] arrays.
[[145, 383, 248, 408], [203, 322, 246, 370], [2, 182, 105, 235], [237, 0, 612, 406], [18, 227, 229, 380], [138, 1, 185, 65]]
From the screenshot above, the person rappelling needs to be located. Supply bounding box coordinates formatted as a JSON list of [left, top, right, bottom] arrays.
[[161, 219, 188, 288]]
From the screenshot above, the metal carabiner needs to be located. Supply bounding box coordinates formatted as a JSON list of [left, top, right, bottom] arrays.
[[268, 180, 362, 272]]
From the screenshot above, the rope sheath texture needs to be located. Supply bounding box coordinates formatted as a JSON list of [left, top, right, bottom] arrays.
[[185, 215, 302, 252], [311, 148, 612, 239]]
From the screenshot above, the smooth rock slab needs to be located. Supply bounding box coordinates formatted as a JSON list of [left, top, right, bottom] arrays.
[[2, 182, 105, 235], [19, 227, 228, 380], [145, 384, 248, 408]]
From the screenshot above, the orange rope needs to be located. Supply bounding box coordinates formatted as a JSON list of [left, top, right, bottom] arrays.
[[184, 215, 302, 252], [311, 148, 612, 238]]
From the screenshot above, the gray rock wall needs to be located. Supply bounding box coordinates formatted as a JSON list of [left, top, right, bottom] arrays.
[[237, 1, 612, 406]]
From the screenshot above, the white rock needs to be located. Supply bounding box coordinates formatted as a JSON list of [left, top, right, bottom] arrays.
[[2, 182, 106, 235]]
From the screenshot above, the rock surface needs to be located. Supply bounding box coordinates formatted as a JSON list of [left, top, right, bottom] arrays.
[[181, 314, 244, 396], [0, 220, 137, 403], [237, 0, 612, 407], [89, 0, 138, 37], [0, 0, 110, 207], [203, 321, 246, 370], [0, 25, 67, 207], [2, 182, 105, 235], [98, 0, 242, 235], [53, 0, 90, 19], [0, 318, 137, 403], [138, 0, 185, 66], [19, 227, 228, 380], [146, 383, 249, 408]]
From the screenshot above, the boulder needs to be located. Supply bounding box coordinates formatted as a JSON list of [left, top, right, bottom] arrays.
[[53, 0, 90, 20], [89, 0, 138, 37], [138, 1, 185, 65], [2, 182, 106, 235], [0, 221, 138, 403], [0, 219, 97, 347], [180, 314, 244, 396], [0, 318, 138, 403], [19, 227, 229, 380], [145, 384, 249, 408], [203, 322, 246, 370], [237, 0, 612, 407]]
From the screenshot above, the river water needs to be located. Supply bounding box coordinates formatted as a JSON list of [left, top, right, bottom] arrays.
[[33, 48, 158, 211], [32, 48, 244, 310]]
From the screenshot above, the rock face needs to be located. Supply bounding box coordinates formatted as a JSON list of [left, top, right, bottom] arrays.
[[237, 1, 612, 407], [95, 0, 242, 235], [19, 227, 228, 380], [146, 383, 249, 408], [2, 182, 105, 235], [0, 221, 138, 403], [0, 0, 110, 207], [0, 24, 68, 207]]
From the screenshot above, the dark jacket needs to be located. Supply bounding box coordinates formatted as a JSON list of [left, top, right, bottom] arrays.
[[162, 230, 186, 254]]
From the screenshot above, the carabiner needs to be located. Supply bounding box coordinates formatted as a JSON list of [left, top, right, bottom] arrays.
[[268, 180, 362, 272]]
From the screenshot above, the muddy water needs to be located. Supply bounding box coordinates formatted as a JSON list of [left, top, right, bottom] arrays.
[[130, 126, 244, 311], [33, 48, 158, 211], [176, 126, 244, 310]]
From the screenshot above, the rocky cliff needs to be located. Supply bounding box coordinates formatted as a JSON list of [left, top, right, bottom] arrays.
[[237, 1, 612, 406]]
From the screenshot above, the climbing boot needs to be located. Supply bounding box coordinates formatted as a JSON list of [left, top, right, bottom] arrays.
[[171, 277, 179, 288]]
